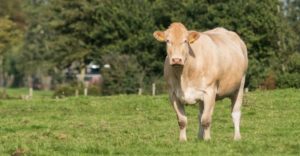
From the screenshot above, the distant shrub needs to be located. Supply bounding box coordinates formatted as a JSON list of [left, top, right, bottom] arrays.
[[53, 83, 101, 98], [287, 53, 300, 73], [88, 85, 102, 95], [276, 52, 300, 89], [153, 78, 168, 95], [260, 72, 276, 90], [276, 72, 300, 88], [0, 90, 21, 100], [0, 91, 9, 99], [141, 77, 168, 95], [101, 54, 144, 95]]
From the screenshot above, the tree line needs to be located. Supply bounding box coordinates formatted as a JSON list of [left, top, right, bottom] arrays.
[[0, 0, 299, 95]]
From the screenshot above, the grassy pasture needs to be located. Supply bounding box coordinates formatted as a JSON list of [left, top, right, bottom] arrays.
[[0, 88, 300, 155]]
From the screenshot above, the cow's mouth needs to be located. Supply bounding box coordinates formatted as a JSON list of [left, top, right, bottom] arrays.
[[171, 64, 184, 67]]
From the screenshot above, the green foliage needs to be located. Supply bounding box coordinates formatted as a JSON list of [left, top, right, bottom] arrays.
[[0, 1, 24, 87], [142, 77, 168, 95], [0, 89, 300, 155], [88, 0, 298, 89], [45, 0, 95, 68], [21, 1, 57, 75], [287, 52, 300, 73], [286, 0, 300, 41], [92, 0, 162, 74], [2, 0, 300, 91], [53, 84, 77, 98], [0, 17, 22, 55], [101, 54, 144, 95], [277, 72, 300, 88]]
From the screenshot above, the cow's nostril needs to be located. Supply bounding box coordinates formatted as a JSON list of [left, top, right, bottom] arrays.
[[172, 58, 182, 64]]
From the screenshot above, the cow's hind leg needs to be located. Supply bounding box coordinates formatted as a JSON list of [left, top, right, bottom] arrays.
[[230, 75, 245, 140], [170, 94, 187, 141]]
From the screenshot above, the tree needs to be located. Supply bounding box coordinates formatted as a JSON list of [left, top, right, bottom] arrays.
[[13, 0, 300, 93], [101, 54, 144, 95], [20, 0, 56, 90], [91, 0, 161, 83], [0, 17, 22, 87], [276, 0, 300, 88], [0, 0, 24, 92]]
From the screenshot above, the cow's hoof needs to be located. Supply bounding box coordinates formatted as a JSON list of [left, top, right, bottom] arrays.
[[179, 137, 187, 142], [234, 135, 241, 141], [203, 136, 211, 141]]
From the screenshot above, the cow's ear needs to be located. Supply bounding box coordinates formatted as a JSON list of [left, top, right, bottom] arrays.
[[153, 31, 166, 42], [188, 31, 200, 44]]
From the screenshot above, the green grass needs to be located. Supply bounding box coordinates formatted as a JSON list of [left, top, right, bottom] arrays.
[[0, 88, 300, 155]]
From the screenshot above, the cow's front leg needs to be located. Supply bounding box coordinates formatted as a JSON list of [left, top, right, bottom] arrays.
[[198, 101, 204, 139], [170, 95, 187, 141], [200, 88, 216, 140]]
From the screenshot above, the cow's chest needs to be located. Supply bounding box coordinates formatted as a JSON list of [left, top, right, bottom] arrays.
[[174, 86, 205, 104]]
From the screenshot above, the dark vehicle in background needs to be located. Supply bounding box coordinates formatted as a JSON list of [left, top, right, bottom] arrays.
[[81, 63, 102, 86]]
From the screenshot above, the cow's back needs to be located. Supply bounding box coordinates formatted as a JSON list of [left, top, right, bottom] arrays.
[[204, 28, 248, 60]]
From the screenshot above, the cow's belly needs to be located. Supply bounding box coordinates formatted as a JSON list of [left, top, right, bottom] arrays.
[[176, 87, 205, 104], [217, 74, 244, 98]]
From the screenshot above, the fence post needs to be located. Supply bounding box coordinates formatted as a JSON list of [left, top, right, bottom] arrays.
[[28, 76, 33, 98], [84, 82, 89, 96], [84, 88, 88, 96], [75, 89, 79, 97], [138, 88, 143, 95], [152, 83, 156, 96], [29, 87, 33, 98]]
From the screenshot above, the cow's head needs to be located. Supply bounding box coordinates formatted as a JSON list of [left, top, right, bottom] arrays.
[[153, 22, 200, 66]]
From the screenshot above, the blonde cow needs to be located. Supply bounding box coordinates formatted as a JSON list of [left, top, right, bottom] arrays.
[[153, 23, 248, 141]]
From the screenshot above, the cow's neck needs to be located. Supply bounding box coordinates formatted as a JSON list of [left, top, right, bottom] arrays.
[[171, 66, 183, 80]]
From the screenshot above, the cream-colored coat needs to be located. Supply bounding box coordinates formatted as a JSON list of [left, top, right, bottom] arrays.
[[154, 23, 248, 141]]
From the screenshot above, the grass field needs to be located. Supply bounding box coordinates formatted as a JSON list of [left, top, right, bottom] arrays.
[[0, 88, 300, 155]]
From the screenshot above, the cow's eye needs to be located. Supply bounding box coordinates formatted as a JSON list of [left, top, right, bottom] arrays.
[[184, 40, 188, 43], [166, 39, 170, 43]]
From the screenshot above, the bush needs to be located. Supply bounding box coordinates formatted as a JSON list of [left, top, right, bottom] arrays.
[[141, 77, 168, 95], [0, 90, 8, 99], [276, 72, 300, 88], [275, 52, 300, 89], [101, 54, 144, 95], [259, 72, 276, 90], [53, 83, 101, 98], [153, 78, 168, 95]]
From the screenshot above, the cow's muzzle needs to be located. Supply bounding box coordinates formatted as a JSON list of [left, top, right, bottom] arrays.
[[171, 58, 184, 66]]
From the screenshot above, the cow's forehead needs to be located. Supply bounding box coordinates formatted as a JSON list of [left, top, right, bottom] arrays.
[[166, 23, 188, 41]]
